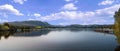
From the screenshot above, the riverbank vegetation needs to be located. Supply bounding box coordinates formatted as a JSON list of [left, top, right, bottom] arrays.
[[0, 22, 44, 31], [114, 8, 120, 34]]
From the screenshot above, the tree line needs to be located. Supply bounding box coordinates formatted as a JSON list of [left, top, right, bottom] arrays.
[[114, 8, 120, 34], [0, 23, 43, 31]]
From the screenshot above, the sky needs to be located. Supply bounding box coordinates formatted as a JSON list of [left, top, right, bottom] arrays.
[[0, 0, 120, 25]]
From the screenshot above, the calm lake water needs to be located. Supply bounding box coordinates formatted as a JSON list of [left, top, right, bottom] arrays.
[[0, 28, 119, 51]]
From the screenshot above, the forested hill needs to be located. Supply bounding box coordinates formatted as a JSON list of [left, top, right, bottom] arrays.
[[8, 21, 51, 26]]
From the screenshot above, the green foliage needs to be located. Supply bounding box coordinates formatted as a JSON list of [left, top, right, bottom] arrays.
[[114, 8, 120, 34], [3, 23, 10, 27], [35, 26, 42, 29], [0, 25, 9, 30], [3, 26, 9, 30], [0, 21, 50, 31]]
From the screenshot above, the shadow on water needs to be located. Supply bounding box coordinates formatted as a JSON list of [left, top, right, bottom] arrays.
[[13, 29, 51, 37], [0, 28, 97, 40], [0, 29, 51, 40], [0, 31, 16, 40], [114, 30, 120, 51], [0, 28, 115, 39]]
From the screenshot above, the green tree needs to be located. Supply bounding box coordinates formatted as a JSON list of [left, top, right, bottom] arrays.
[[3, 26, 9, 30], [3, 23, 10, 27], [35, 26, 42, 29], [114, 8, 120, 34]]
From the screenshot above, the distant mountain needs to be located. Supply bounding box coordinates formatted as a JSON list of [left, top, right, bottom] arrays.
[[8, 21, 51, 26]]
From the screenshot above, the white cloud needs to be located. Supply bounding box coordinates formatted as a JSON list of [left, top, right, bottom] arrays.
[[98, 0, 114, 5], [13, 0, 27, 4], [65, 0, 78, 3], [0, 4, 23, 16], [35, 4, 120, 25], [61, 3, 77, 10], [65, 0, 73, 2], [33, 13, 41, 17], [39, 11, 95, 21]]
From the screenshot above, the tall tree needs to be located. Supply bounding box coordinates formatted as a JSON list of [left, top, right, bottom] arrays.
[[114, 8, 120, 34], [3, 23, 10, 27]]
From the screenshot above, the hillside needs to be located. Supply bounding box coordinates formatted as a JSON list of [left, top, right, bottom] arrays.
[[8, 21, 51, 26]]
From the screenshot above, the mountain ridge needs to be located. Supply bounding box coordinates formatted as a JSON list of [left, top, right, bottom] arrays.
[[7, 20, 51, 26]]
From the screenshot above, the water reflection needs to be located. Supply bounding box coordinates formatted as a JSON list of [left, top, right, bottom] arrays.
[[0, 29, 51, 40], [50, 28, 95, 32], [114, 30, 120, 51], [0, 28, 119, 51], [13, 29, 51, 37], [0, 28, 100, 40], [92, 28, 120, 51], [0, 28, 115, 39], [0, 31, 15, 40]]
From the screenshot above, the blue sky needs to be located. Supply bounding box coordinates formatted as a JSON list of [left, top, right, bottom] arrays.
[[0, 0, 120, 25]]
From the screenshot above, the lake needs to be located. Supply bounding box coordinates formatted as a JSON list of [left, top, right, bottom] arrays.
[[0, 28, 119, 51]]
